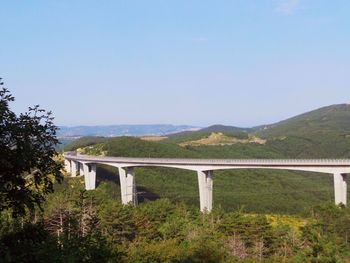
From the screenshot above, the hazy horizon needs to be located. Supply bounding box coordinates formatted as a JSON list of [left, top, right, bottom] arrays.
[[22, 103, 350, 129]]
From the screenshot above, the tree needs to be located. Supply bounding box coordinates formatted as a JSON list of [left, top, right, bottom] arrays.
[[0, 79, 62, 216]]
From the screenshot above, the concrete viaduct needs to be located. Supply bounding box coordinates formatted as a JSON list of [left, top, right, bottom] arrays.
[[64, 152, 350, 212]]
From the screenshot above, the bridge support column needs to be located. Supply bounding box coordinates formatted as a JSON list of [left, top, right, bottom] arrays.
[[71, 160, 78, 177], [64, 159, 71, 173], [197, 170, 213, 213], [83, 164, 96, 190], [334, 173, 347, 205], [79, 162, 84, 176], [118, 167, 136, 205]]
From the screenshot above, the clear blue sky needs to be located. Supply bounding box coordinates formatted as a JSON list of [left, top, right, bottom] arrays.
[[1, 0, 349, 127]]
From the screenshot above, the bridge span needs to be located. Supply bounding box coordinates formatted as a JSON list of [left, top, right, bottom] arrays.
[[64, 152, 350, 212]]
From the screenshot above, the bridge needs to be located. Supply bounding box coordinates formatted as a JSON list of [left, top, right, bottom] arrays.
[[64, 152, 350, 212]]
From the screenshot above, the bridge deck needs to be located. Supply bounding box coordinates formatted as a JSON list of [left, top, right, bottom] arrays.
[[64, 153, 350, 167], [64, 152, 350, 210]]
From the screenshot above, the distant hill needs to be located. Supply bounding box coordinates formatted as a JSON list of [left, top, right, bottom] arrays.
[[255, 104, 350, 138], [166, 125, 252, 144], [253, 104, 350, 158], [165, 104, 350, 158], [200, 124, 252, 133], [58, 124, 200, 138], [64, 136, 108, 152]]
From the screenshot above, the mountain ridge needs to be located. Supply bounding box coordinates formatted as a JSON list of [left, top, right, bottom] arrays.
[[58, 124, 200, 138], [59, 104, 350, 139], [255, 103, 350, 138], [169, 103, 350, 140]]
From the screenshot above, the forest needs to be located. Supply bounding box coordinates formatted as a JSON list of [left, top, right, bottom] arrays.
[[2, 176, 350, 262]]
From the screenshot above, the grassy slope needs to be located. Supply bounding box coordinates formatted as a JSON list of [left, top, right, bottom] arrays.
[[256, 104, 350, 137], [64, 104, 350, 214], [64, 136, 108, 152], [256, 104, 350, 158]]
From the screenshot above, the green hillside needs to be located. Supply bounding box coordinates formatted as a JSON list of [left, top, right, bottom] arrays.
[[64, 104, 350, 214], [200, 124, 252, 134], [256, 104, 350, 137], [64, 136, 108, 151], [166, 129, 249, 144], [255, 104, 350, 158], [168, 104, 350, 158]]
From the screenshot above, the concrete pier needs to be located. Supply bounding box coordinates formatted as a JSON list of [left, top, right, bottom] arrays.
[[79, 162, 84, 176], [64, 159, 71, 174], [118, 167, 136, 205], [334, 173, 347, 205], [197, 170, 213, 212], [83, 163, 96, 190], [71, 160, 78, 177]]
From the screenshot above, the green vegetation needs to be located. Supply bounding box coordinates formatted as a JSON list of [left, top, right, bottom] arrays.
[[256, 104, 350, 138], [178, 132, 266, 147], [256, 104, 350, 158], [167, 130, 249, 144], [0, 83, 62, 217], [200, 124, 253, 134], [2, 177, 350, 262], [64, 136, 108, 152]]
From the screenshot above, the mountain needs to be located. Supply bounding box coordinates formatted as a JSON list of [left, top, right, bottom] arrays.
[[255, 104, 350, 138], [58, 124, 200, 138], [200, 124, 252, 133], [164, 104, 350, 158], [253, 104, 350, 158], [166, 125, 253, 144]]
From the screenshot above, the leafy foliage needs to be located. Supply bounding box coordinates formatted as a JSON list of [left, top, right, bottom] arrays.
[[0, 82, 62, 216]]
